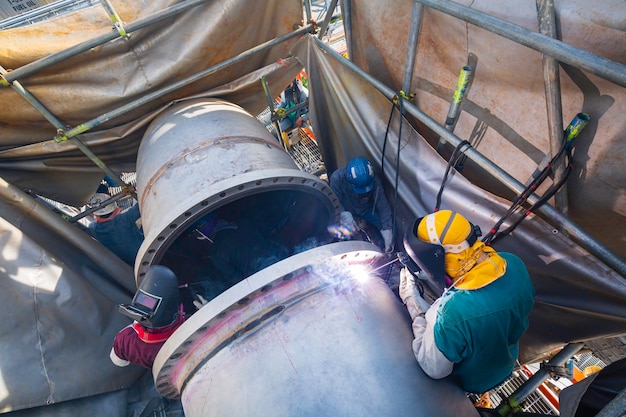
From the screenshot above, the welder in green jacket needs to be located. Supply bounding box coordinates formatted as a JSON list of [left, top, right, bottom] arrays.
[[400, 210, 535, 394]]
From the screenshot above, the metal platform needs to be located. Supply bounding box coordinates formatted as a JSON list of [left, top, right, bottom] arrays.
[[287, 128, 325, 175], [257, 107, 326, 176], [469, 369, 558, 415]]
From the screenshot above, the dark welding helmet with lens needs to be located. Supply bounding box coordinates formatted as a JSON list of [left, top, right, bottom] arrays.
[[119, 265, 180, 329], [403, 217, 447, 294]]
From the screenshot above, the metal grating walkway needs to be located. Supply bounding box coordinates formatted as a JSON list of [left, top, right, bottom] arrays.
[[287, 128, 325, 175], [469, 369, 558, 415]]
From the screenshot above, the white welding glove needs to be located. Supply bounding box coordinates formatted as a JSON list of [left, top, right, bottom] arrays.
[[381, 229, 393, 253], [193, 294, 208, 310], [340, 211, 358, 232], [399, 267, 430, 320]]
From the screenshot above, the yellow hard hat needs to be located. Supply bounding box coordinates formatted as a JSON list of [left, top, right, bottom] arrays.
[[416, 210, 478, 254]]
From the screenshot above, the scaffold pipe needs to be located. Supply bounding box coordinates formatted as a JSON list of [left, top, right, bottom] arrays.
[[313, 36, 626, 277], [416, 0, 626, 88]]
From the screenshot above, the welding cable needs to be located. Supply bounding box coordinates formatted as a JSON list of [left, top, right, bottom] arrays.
[[381, 90, 414, 178], [391, 94, 406, 243], [488, 145, 574, 245], [482, 145, 566, 245], [380, 101, 397, 180], [381, 91, 412, 248], [482, 113, 589, 245], [434, 140, 472, 211]]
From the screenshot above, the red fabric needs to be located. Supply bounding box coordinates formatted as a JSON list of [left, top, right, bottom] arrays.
[[112, 316, 186, 369], [94, 207, 122, 223], [133, 315, 185, 344]]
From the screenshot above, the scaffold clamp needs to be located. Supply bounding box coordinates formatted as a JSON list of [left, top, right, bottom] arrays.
[[540, 358, 574, 380], [392, 90, 415, 105]]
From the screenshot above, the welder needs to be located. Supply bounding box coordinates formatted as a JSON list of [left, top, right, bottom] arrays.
[[276, 78, 309, 132], [88, 193, 144, 266], [329, 156, 394, 252], [399, 210, 535, 394], [110, 265, 195, 369]]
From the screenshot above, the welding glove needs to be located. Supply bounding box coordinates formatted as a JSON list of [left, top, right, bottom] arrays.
[[193, 294, 208, 310], [276, 108, 287, 119], [340, 211, 358, 232], [399, 267, 430, 320], [381, 229, 393, 253]]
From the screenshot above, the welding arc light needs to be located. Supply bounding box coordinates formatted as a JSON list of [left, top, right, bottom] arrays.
[[347, 264, 373, 284]]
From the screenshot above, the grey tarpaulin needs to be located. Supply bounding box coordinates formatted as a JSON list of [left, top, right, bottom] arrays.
[[0, 178, 144, 413], [0, 0, 305, 207], [0, 0, 305, 412], [343, 0, 626, 260], [0, 0, 624, 413], [292, 34, 626, 363]]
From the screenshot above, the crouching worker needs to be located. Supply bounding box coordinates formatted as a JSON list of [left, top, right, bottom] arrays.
[[400, 210, 535, 394], [329, 156, 394, 252], [110, 265, 189, 369]]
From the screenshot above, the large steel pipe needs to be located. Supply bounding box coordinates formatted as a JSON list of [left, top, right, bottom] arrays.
[[135, 98, 340, 280], [138, 98, 477, 416], [153, 241, 479, 416]]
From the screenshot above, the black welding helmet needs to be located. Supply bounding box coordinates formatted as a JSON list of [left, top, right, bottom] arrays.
[[403, 210, 482, 293], [403, 218, 447, 293], [119, 265, 180, 329]]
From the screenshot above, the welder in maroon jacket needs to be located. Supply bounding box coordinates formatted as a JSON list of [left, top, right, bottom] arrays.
[[110, 265, 205, 369]]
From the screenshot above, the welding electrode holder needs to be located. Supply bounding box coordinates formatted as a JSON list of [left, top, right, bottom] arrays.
[[397, 252, 425, 297]]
